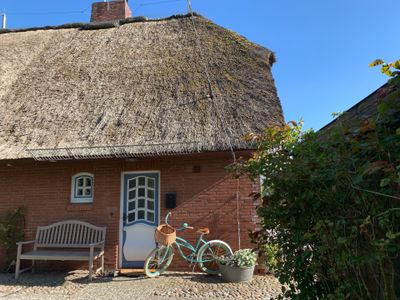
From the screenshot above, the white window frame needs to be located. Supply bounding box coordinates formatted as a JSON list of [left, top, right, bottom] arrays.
[[71, 172, 94, 203]]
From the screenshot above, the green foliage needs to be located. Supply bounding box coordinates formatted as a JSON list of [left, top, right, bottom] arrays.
[[249, 230, 279, 272], [219, 249, 257, 268], [262, 243, 278, 271], [370, 58, 400, 79], [0, 207, 25, 270], [237, 68, 400, 299]]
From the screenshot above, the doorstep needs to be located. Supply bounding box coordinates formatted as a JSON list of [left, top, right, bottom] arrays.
[[118, 269, 145, 277]]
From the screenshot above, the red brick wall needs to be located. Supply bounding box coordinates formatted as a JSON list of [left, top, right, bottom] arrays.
[[90, 0, 132, 23], [0, 152, 259, 271]]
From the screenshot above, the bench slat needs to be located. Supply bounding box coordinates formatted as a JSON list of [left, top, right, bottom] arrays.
[[41, 228, 46, 244], [33, 220, 106, 248], [70, 223, 76, 245], [49, 225, 54, 244], [64, 223, 70, 245], [58, 224, 63, 244], [20, 250, 102, 261], [82, 226, 88, 245]]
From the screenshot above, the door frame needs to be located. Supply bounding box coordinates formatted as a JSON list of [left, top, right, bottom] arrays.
[[119, 170, 161, 269]]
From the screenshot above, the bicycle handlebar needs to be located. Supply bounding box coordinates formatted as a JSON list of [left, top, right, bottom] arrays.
[[164, 212, 193, 231], [165, 212, 172, 225]]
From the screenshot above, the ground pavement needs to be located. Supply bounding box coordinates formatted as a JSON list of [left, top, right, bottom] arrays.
[[0, 271, 281, 299]]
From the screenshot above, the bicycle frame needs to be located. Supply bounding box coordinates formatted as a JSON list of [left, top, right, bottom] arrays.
[[174, 236, 208, 264], [157, 213, 215, 264]]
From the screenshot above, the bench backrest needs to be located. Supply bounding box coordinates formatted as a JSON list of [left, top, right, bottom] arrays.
[[35, 220, 106, 248]]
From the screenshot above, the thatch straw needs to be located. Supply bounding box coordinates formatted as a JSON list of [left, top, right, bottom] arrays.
[[320, 83, 400, 132], [0, 14, 283, 160]]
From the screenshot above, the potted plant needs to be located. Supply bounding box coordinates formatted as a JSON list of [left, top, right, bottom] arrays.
[[218, 248, 257, 282]]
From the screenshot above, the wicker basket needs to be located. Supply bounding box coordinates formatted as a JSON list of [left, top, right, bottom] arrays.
[[154, 224, 176, 246]]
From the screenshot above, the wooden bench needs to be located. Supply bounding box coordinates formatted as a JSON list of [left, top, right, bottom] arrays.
[[15, 220, 106, 280]]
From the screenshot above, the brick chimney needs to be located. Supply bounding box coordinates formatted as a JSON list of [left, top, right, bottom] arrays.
[[90, 0, 132, 23]]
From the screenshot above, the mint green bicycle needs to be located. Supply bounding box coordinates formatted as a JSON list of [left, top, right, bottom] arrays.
[[144, 212, 233, 277]]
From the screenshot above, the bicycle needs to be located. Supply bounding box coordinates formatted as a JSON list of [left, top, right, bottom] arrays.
[[144, 212, 233, 277]]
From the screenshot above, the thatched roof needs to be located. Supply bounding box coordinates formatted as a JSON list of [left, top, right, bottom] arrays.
[[0, 14, 283, 160], [320, 83, 400, 132]]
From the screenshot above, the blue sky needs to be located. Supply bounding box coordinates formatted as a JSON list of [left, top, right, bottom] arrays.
[[2, 0, 399, 130]]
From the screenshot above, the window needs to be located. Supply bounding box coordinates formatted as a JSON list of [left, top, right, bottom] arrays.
[[126, 176, 156, 224], [71, 173, 94, 203]]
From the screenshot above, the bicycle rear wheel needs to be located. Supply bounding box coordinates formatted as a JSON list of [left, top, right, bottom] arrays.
[[144, 246, 173, 278], [197, 240, 233, 274]]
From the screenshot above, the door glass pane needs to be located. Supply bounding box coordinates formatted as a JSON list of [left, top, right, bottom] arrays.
[[128, 213, 135, 222], [128, 179, 136, 189], [128, 201, 136, 211], [147, 178, 155, 188], [138, 199, 145, 208], [138, 188, 145, 197], [147, 200, 154, 210], [126, 175, 157, 224], [138, 177, 145, 186], [138, 210, 145, 219], [147, 212, 154, 222], [128, 190, 136, 200]]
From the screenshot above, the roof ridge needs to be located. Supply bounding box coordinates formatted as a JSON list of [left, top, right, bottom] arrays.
[[0, 12, 203, 35]]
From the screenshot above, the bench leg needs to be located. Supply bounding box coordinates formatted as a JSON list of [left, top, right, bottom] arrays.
[[15, 258, 21, 280], [89, 257, 94, 281], [15, 245, 22, 280], [101, 255, 105, 275]]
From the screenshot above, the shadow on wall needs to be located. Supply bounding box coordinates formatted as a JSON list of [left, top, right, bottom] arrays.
[[165, 174, 256, 270]]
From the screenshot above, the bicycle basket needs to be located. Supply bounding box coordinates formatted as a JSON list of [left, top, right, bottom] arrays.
[[155, 224, 176, 246]]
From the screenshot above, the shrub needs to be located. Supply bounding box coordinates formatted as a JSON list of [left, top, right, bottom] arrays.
[[0, 207, 25, 271], [237, 67, 399, 299]]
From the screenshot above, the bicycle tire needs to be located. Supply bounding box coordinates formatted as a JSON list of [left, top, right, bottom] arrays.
[[144, 246, 174, 278], [196, 240, 233, 274]]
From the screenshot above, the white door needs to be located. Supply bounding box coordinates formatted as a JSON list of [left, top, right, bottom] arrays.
[[121, 172, 159, 268]]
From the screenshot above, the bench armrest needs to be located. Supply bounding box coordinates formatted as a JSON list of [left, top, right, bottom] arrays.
[[89, 241, 104, 248], [16, 240, 36, 246]]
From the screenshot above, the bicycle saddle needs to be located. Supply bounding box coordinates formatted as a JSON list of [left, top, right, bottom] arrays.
[[197, 227, 210, 235]]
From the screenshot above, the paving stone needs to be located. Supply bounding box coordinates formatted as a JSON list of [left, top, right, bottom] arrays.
[[0, 271, 281, 299]]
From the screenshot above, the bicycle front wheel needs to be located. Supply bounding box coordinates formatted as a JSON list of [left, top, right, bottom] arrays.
[[144, 246, 174, 278], [197, 240, 233, 275]]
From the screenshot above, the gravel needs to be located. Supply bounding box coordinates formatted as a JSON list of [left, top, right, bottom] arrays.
[[0, 271, 282, 299]]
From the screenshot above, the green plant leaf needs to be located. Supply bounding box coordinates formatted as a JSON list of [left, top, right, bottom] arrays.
[[386, 231, 400, 239], [390, 60, 400, 69], [369, 59, 384, 67], [381, 65, 393, 77], [380, 178, 391, 187]]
